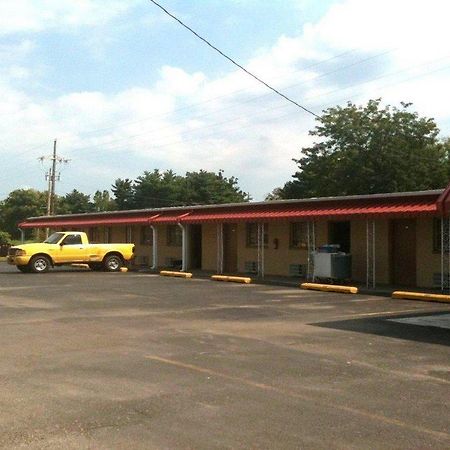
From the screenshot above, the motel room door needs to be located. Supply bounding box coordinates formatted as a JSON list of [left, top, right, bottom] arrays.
[[223, 223, 238, 273], [189, 224, 202, 269], [391, 219, 417, 287]]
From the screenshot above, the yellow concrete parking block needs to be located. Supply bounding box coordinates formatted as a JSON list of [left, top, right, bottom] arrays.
[[211, 275, 252, 284], [392, 291, 450, 303], [301, 283, 358, 294], [160, 270, 193, 279]]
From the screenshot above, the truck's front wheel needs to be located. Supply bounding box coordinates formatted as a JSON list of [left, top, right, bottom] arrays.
[[29, 255, 51, 273], [103, 254, 122, 272]]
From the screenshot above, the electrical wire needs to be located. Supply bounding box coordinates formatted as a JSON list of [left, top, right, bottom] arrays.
[[44, 55, 450, 158], [148, 0, 319, 118], [0, 47, 398, 159], [2, 56, 449, 177]]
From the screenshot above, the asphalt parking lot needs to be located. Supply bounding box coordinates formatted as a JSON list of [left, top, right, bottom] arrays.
[[0, 262, 449, 449]]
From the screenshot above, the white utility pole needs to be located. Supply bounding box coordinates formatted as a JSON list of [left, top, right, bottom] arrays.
[[39, 139, 70, 216]]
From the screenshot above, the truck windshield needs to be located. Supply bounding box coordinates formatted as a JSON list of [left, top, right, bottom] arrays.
[[44, 232, 65, 244]]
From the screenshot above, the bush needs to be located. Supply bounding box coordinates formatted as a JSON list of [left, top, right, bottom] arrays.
[[0, 231, 12, 245]]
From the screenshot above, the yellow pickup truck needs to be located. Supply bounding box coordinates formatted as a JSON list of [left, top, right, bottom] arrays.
[[7, 231, 135, 273]]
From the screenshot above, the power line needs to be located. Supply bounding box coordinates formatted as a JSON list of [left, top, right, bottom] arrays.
[[148, 0, 320, 118], [32, 49, 402, 157], [0, 47, 401, 159], [1, 57, 448, 178]]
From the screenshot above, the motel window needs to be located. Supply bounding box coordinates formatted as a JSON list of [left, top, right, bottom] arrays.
[[290, 222, 308, 249], [246, 223, 268, 248], [433, 218, 450, 253], [167, 225, 182, 247], [141, 226, 153, 245]]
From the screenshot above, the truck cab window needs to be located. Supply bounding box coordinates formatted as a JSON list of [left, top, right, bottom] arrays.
[[62, 234, 82, 245]]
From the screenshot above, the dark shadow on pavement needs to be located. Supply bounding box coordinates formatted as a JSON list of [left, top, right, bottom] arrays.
[[312, 311, 450, 347]]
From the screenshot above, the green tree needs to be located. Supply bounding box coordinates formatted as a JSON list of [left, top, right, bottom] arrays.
[[181, 170, 249, 204], [57, 189, 95, 214], [0, 189, 47, 239], [133, 169, 184, 208], [275, 99, 448, 198], [93, 190, 116, 211], [114, 169, 249, 209], [0, 230, 12, 245], [111, 178, 135, 210]]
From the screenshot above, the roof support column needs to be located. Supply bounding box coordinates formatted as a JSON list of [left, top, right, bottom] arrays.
[[257, 223, 265, 278], [178, 223, 189, 272], [307, 221, 316, 281], [366, 219, 376, 289], [216, 223, 224, 274], [150, 225, 158, 270], [19, 228, 25, 244]]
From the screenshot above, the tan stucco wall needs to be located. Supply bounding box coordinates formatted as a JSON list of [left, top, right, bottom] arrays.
[[235, 221, 328, 276], [70, 217, 440, 287], [110, 226, 126, 243], [156, 225, 182, 267]]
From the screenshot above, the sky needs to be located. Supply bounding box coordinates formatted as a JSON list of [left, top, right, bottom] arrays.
[[1, 0, 450, 202]]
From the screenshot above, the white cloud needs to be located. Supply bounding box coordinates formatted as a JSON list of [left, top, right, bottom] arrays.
[[156, 66, 207, 97], [0, 0, 140, 35]]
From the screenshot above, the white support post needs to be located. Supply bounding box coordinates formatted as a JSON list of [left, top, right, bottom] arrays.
[[216, 223, 224, 274], [19, 228, 25, 244], [178, 223, 188, 272], [150, 225, 158, 270]]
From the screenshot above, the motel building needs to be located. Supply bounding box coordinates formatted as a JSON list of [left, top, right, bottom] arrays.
[[18, 184, 450, 292]]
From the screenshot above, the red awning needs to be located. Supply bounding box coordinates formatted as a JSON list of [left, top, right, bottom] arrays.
[[18, 195, 439, 229], [181, 200, 437, 223]]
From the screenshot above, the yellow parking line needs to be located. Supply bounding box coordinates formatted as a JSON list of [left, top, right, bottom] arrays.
[[144, 355, 449, 441]]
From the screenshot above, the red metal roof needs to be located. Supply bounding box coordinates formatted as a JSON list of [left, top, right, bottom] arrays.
[[182, 199, 437, 223], [18, 190, 441, 229]]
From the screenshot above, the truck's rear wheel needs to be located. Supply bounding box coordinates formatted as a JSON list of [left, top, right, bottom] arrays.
[[103, 254, 122, 272], [29, 255, 51, 273]]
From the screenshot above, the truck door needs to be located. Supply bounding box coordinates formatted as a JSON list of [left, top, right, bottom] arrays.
[[59, 234, 88, 263]]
